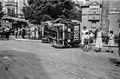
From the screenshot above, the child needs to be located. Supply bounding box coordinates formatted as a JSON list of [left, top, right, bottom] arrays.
[[89, 31, 94, 44], [89, 31, 94, 49], [84, 32, 90, 47], [107, 30, 115, 53], [81, 26, 89, 45]]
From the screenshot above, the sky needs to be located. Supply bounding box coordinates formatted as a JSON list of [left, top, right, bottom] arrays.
[[73, 0, 86, 4]]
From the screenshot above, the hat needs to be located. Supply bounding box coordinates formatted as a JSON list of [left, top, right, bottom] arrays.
[[83, 26, 86, 29]]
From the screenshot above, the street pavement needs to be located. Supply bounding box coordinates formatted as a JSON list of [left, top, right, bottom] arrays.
[[0, 40, 120, 79]]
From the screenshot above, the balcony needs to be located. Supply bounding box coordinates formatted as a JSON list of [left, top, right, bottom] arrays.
[[5, 2, 18, 7]]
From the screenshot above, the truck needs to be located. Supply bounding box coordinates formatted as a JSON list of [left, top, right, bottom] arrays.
[[41, 18, 81, 48]]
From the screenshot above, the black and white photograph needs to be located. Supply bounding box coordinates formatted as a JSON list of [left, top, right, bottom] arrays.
[[0, 0, 120, 79]]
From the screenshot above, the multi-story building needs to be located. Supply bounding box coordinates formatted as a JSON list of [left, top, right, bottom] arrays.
[[81, 0, 120, 35], [81, 1, 102, 31], [107, 0, 120, 35], [17, 0, 28, 17], [0, 0, 27, 17]]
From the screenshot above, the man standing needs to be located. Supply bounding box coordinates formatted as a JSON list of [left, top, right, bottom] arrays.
[[118, 32, 120, 57], [4, 26, 10, 40], [116, 31, 120, 66], [15, 29, 18, 39], [21, 27, 26, 39], [81, 26, 89, 45]]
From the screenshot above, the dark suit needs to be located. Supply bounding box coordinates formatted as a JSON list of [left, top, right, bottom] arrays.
[[118, 33, 120, 57]]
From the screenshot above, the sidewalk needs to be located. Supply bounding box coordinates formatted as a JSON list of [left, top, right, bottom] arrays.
[[10, 35, 118, 47], [15, 38, 42, 42], [91, 42, 118, 47], [9, 36, 42, 42]]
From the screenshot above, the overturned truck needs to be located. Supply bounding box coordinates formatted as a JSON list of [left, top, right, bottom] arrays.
[[42, 18, 81, 48]]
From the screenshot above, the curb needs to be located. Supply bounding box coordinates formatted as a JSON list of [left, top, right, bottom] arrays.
[[15, 39, 42, 42]]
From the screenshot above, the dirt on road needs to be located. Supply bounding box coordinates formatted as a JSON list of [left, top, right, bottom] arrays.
[[0, 40, 120, 79], [0, 50, 50, 79]]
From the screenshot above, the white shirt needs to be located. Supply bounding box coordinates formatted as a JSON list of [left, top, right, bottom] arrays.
[[108, 33, 114, 40], [90, 33, 94, 37], [82, 29, 89, 35], [97, 31, 102, 38], [84, 35, 89, 39]]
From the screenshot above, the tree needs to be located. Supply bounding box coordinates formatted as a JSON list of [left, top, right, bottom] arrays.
[[7, 8, 16, 17], [0, 2, 4, 19], [69, 8, 81, 21], [23, 0, 77, 24]]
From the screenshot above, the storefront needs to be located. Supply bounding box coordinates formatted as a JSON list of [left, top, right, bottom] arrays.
[[1, 16, 28, 29]]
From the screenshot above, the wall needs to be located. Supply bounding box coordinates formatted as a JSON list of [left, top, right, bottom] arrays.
[[81, 2, 102, 32], [108, 0, 120, 35], [1, 0, 28, 17]]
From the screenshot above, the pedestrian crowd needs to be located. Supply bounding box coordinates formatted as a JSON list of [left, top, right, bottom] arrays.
[[81, 26, 116, 53], [0, 24, 119, 54], [14, 24, 42, 40], [0, 25, 11, 40]]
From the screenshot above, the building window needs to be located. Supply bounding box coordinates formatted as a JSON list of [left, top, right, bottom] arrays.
[[91, 21, 97, 28], [7, 8, 15, 17]]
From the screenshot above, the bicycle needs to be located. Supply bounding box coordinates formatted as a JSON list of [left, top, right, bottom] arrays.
[[83, 38, 91, 52]]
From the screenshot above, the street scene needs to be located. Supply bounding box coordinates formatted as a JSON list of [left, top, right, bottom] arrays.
[[0, 0, 120, 79]]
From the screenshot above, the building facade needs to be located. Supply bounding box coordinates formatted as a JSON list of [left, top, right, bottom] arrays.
[[81, 0, 120, 35], [0, 0, 27, 17], [81, 1, 102, 31], [108, 0, 120, 35]]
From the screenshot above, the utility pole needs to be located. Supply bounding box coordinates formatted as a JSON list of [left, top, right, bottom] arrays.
[[119, 1, 120, 34], [101, 0, 109, 33], [106, 0, 109, 33], [101, 0, 103, 29]]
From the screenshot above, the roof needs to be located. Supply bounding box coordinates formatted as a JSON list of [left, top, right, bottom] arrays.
[[52, 18, 73, 24], [41, 21, 53, 27], [2, 16, 29, 23], [81, 1, 102, 8], [71, 20, 81, 24], [53, 23, 65, 27]]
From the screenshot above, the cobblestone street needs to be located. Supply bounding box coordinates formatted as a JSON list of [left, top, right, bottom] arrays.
[[0, 40, 120, 79]]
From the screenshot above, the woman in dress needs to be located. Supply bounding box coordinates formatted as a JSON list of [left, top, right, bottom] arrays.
[[95, 28, 103, 52], [118, 32, 120, 57], [15, 29, 18, 39], [107, 30, 115, 53]]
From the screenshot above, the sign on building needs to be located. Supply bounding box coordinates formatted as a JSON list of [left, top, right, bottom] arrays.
[[109, 8, 119, 14], [88, 2, 100, 21], [74, 25, 79, 41]]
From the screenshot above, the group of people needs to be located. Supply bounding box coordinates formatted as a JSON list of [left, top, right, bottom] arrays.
[[14, 27, 26, 39], [0, 25, 10, 40], [81, 26, 115, 53], [14, 25, 42, 39]]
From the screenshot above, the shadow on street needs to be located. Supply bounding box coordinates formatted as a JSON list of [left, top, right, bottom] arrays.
[[0, 50, 51, 79], [109, 58, 120, 67]]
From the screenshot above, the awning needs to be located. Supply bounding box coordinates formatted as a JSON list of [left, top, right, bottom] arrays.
[[52, 18, 72, 24], [2, 16, 29, 24], [41, 21, 53, 27], [53, 23, 64, 27]]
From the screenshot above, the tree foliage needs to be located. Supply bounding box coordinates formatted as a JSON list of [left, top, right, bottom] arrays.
[[0, 2, 4, 19], [23, 0, 81, 24]]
